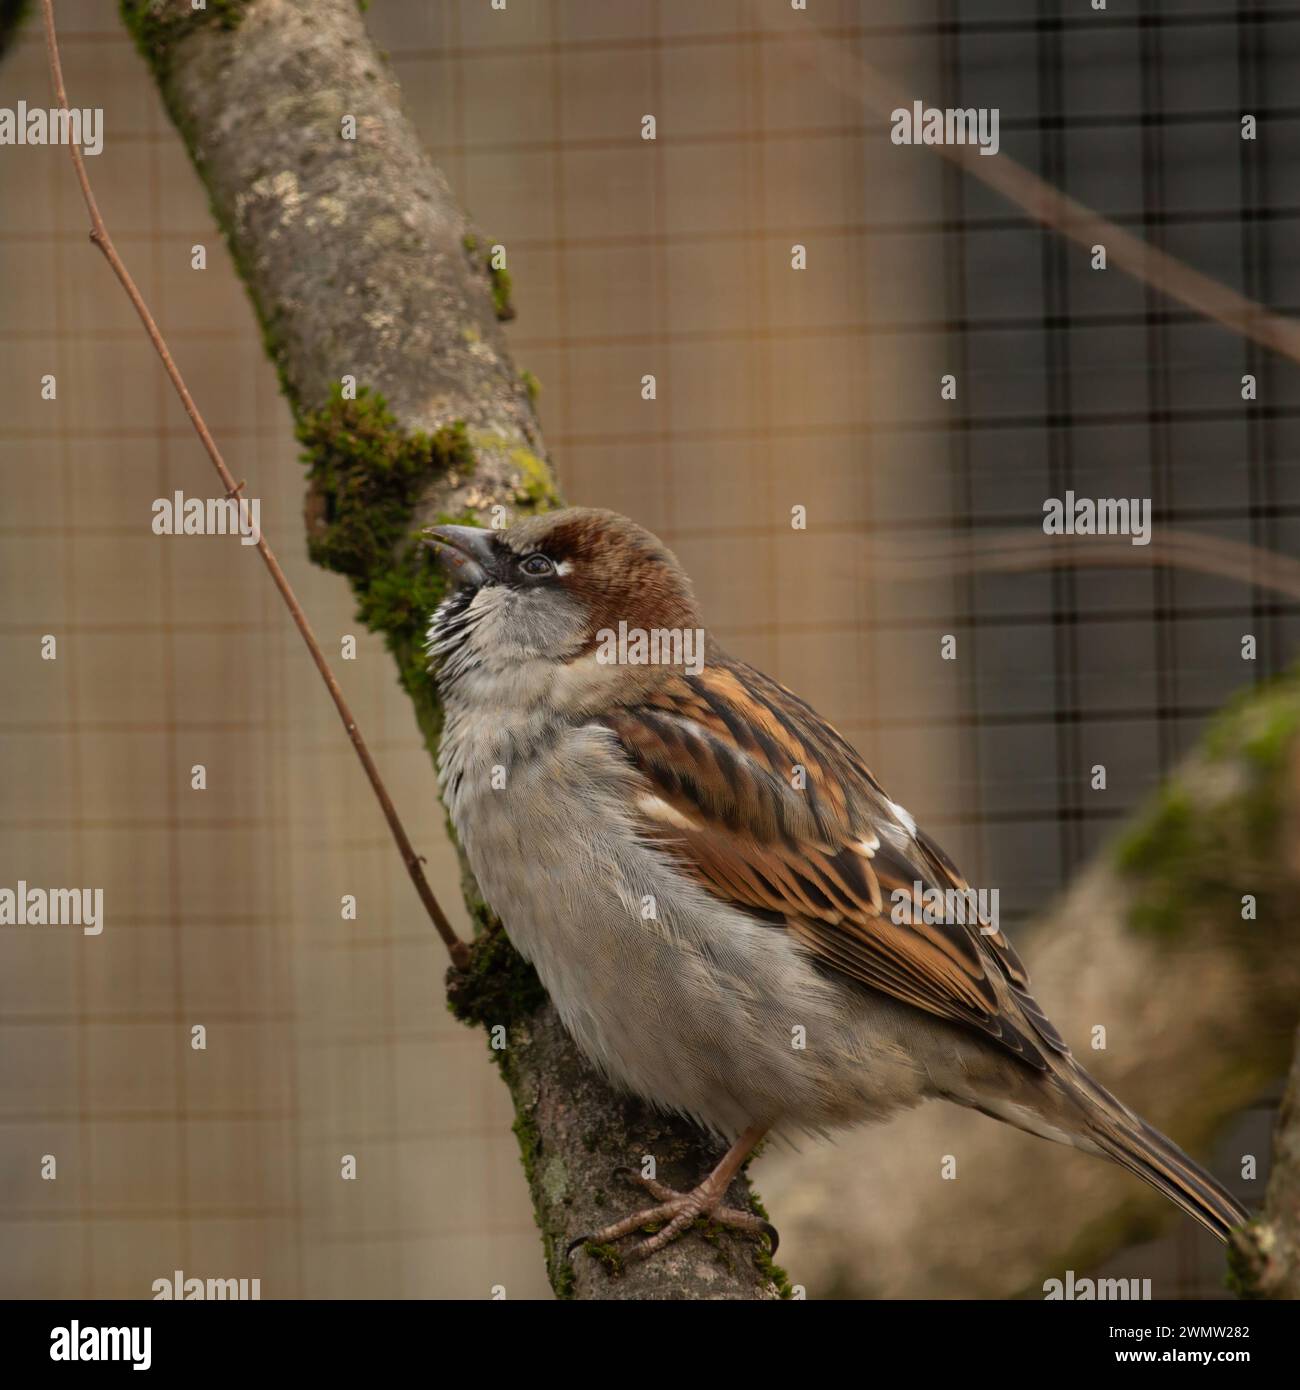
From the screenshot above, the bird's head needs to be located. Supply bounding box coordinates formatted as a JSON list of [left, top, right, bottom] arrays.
[[425, 508, 704, 703]]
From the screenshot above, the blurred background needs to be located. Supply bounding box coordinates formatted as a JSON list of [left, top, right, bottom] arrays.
[[1, 0, 1296, 1298]]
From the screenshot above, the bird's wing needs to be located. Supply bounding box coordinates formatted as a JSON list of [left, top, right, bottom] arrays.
[[596, 652, 1067, 1071]]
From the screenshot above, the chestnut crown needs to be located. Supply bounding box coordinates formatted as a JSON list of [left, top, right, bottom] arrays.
[[427, 507, 701, 659]]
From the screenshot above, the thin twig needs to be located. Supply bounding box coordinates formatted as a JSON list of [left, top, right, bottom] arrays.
[[40, 0, 469, 969], [881, 526, 1300, 602], [791, 23, 1300, 366]]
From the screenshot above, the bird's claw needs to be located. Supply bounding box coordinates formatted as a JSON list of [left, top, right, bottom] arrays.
[[567, 1166, 778, 1267]]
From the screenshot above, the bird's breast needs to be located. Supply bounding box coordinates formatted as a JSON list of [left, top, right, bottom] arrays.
[[435, 712, 934, 1135]]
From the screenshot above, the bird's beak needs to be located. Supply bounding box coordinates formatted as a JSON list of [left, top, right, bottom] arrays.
[[423, 524, 496, 589]]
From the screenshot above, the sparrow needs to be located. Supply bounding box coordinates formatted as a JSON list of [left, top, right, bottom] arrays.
[[425, 507, 1247, 1264]]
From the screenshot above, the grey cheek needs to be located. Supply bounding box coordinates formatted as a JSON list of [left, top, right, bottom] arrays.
[[502, 588, 587, 657]]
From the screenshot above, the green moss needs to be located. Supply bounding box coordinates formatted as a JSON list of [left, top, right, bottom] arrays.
[[581, 1241, 623, 1277], [295, 384, 477, 745], [743, 1179, 796, 1297], [1113, 789, 1195, 879], [550, 1253, 577, 1299], [496, 1047, 580, 1298], [695, 1217, 732, 1267], [445, 923, 547, 1029], [462, 232, 515, 322], [298, 385, 469, 580], [1229, 688, 1300, 774], [121, 0, 251, 79], [510, 1095, 578, 1296], [293, 394, 554, 850], [1224, 1238, 1252, 1299], [1196, 668, 1296, 761], [754, 1243, 796, 1299], [508, 446, 563, 513], [490, 266, 514, 321], [1113, 669, 1300, 938], [1112, 788, 1200, 936], [1224, 1218, 1271, 1299], [511, 1101, 540, 1187], [520, 369, 541, 408]]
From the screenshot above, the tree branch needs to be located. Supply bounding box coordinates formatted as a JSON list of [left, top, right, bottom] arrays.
[[1232, 1024, 1300, 1298], [117, 0, 783, 1299], [786, 14, 1300, 367], [884, 527, 1300, 604], [40, 0, 469, 971]]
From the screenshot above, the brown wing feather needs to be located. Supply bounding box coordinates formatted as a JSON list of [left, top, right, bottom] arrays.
[[597, 652, 1066, 1070]]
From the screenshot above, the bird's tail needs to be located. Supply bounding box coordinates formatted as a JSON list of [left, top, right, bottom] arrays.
[[1059, 1062, 1248, 1243]]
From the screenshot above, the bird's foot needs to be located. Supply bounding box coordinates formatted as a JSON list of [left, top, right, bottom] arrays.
[[569, 1135, 777, 1267]]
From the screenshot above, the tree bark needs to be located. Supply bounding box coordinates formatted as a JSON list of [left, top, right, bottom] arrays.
[[118, 0, 1298, 1300], [1231, 1024, 1300, 1299], [121, 0, 782, 1299]]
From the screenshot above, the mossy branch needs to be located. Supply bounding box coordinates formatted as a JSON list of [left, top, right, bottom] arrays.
[[1230, 1024, 1300, 1299], [120, 0, 783, 1299]]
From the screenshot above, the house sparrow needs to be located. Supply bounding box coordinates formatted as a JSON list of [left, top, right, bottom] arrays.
[[426, 507, 1247, 1263]]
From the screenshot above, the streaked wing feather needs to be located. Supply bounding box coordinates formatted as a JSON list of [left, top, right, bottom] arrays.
[[597, 653, 1066, 1069]]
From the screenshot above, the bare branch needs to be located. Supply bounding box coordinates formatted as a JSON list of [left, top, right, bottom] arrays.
[[880, 526, 1300, 602], [39, 0, 468, 969], [113, 0, 782, 1299], [787, 23, 1300, 366]]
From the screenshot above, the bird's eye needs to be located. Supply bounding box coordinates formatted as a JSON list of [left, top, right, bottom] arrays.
[[519, 553, 555, 578]]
